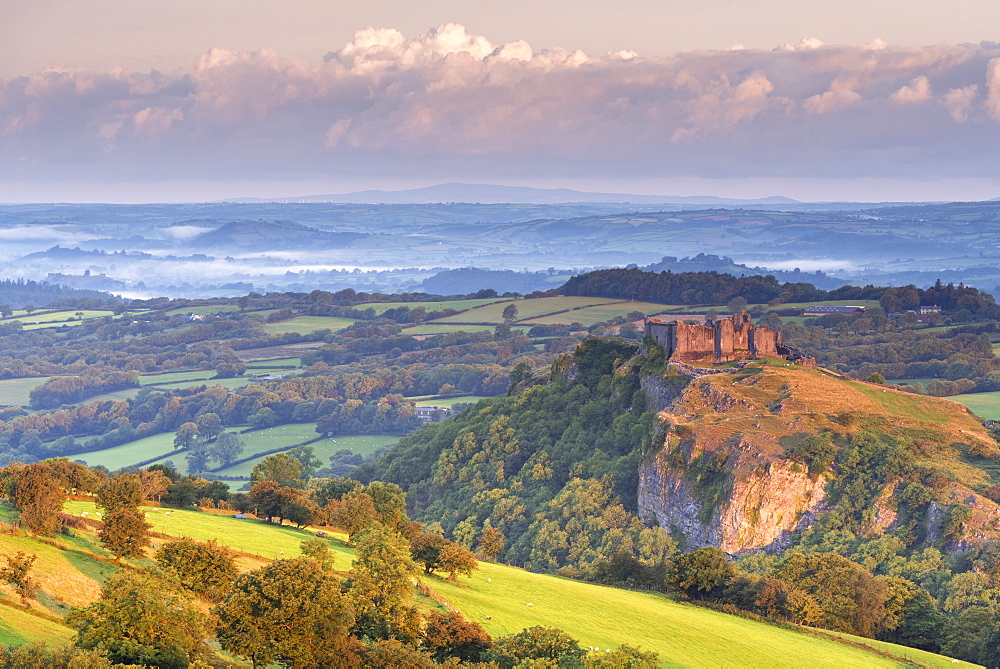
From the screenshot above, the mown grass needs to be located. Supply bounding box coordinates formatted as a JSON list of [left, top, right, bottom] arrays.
[[0, 376, 50, 405], [261, 316, 357, 336]]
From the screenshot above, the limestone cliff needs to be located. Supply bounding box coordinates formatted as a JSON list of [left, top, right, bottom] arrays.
[[636, 359, 1000, 554]]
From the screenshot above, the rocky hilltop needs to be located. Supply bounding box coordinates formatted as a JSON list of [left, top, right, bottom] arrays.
[[637, 357, 1000, 554]]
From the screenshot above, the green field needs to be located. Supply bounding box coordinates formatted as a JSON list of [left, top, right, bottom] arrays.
[[950, 391, 1000, 420], [0, 605, 76, 646], [214, 433, 399, 477], [433, 297, 622, 324], [519, 300, 672, 326], [244, 357, 301, 369], [759, 299, 882, 311], [63, 500, 353, 563], [410, 395, 488, 408], [164, 305, 240, 317], [422, 558, 972, 668], [140, 370, 217, 386], [0, 309, 113, 325], [359, 298, 504, 315], [73, 432, 178, 471], [261, 315, 357, 336], [402, 323, 520, 335], [0, 376, 50, 405]]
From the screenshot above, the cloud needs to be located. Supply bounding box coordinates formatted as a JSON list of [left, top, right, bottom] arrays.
[[892, 76, 932, 104], [2, 25, 1000, 184], [943, 85, 978, 122]]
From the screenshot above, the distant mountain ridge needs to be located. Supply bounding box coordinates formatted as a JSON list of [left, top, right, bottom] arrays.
[[221, 182, 800, 206]]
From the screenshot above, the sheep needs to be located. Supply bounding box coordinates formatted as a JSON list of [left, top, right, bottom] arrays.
[[525, 603, 533, 607]]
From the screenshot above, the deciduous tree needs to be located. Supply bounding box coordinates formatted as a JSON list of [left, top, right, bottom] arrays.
[[155, 537, 238, 601], [99, 508, 151, 563], [214, 558, 359, 669], [67, 571, 210, 668]]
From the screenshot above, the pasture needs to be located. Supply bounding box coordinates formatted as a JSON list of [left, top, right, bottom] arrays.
[[950, 390, 1000, 420], [426, 560, 967, 668], [261, 315, 357, 336], [358, 298, 505, 315], [410, 395, 487, 408], [519, 300, 674, 326], [402, 323, 515, 335], [73, 432, 177, 471], [433, 296, 622, 324], [0, 376, 50, 405], [216, 423, 399, 476], [63, 500, 354, 563]]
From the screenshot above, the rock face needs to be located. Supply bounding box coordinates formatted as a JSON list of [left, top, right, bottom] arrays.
[[638, 446, 827, 554]]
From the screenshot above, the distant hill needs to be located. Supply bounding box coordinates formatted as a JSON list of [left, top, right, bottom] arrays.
[[186, 220, 366, 250], [221, 182, 800, 206]]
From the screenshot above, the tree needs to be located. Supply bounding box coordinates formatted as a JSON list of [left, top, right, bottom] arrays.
[[214, 558, 359, 669], [0, 551, 38, 604], [667, 547, 737, 601], [12, 463, 65, 535], [300, 537, 336, 571], [184, 442, 213, 474], [287, 445, 322, 479], [478, 526, 505, 560], [437, 541, 478, 581], [0, 304, 11, 318], [155, 537, 238, 601], [213, 431, 244, 466], [138, 468, 170, 502], [502, 303, 519, 323], [328, 490, 380, 541], [484, 626, 587, 667], [727, 296, 748, 314], [422, 610, 491, 663], [99, 508, 151, 563], [251, 453, 304, 488], [195, 412, 223, 439], [173, 422, 200, 451], [347, 525, 422, 642], [96, 473, 144, 514], [67, 571, 210, 668]]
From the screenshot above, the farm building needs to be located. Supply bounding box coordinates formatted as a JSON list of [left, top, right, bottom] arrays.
[[801, 305, 866, 316]]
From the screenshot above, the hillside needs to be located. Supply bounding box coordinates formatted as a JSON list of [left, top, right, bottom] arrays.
[[0, 501, 978, 667]]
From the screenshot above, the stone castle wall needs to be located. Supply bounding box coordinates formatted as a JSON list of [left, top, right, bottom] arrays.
[[645, 311, 792, 364]]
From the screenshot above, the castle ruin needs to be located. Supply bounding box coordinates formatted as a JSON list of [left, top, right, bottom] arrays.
[[644, 311, 814, 366]]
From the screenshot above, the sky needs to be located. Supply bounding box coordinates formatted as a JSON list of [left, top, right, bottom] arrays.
[[4, 0, 1000, 202]]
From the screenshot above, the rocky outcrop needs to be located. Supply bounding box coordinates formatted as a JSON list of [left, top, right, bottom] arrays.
[[638, 442, 828, 554]]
